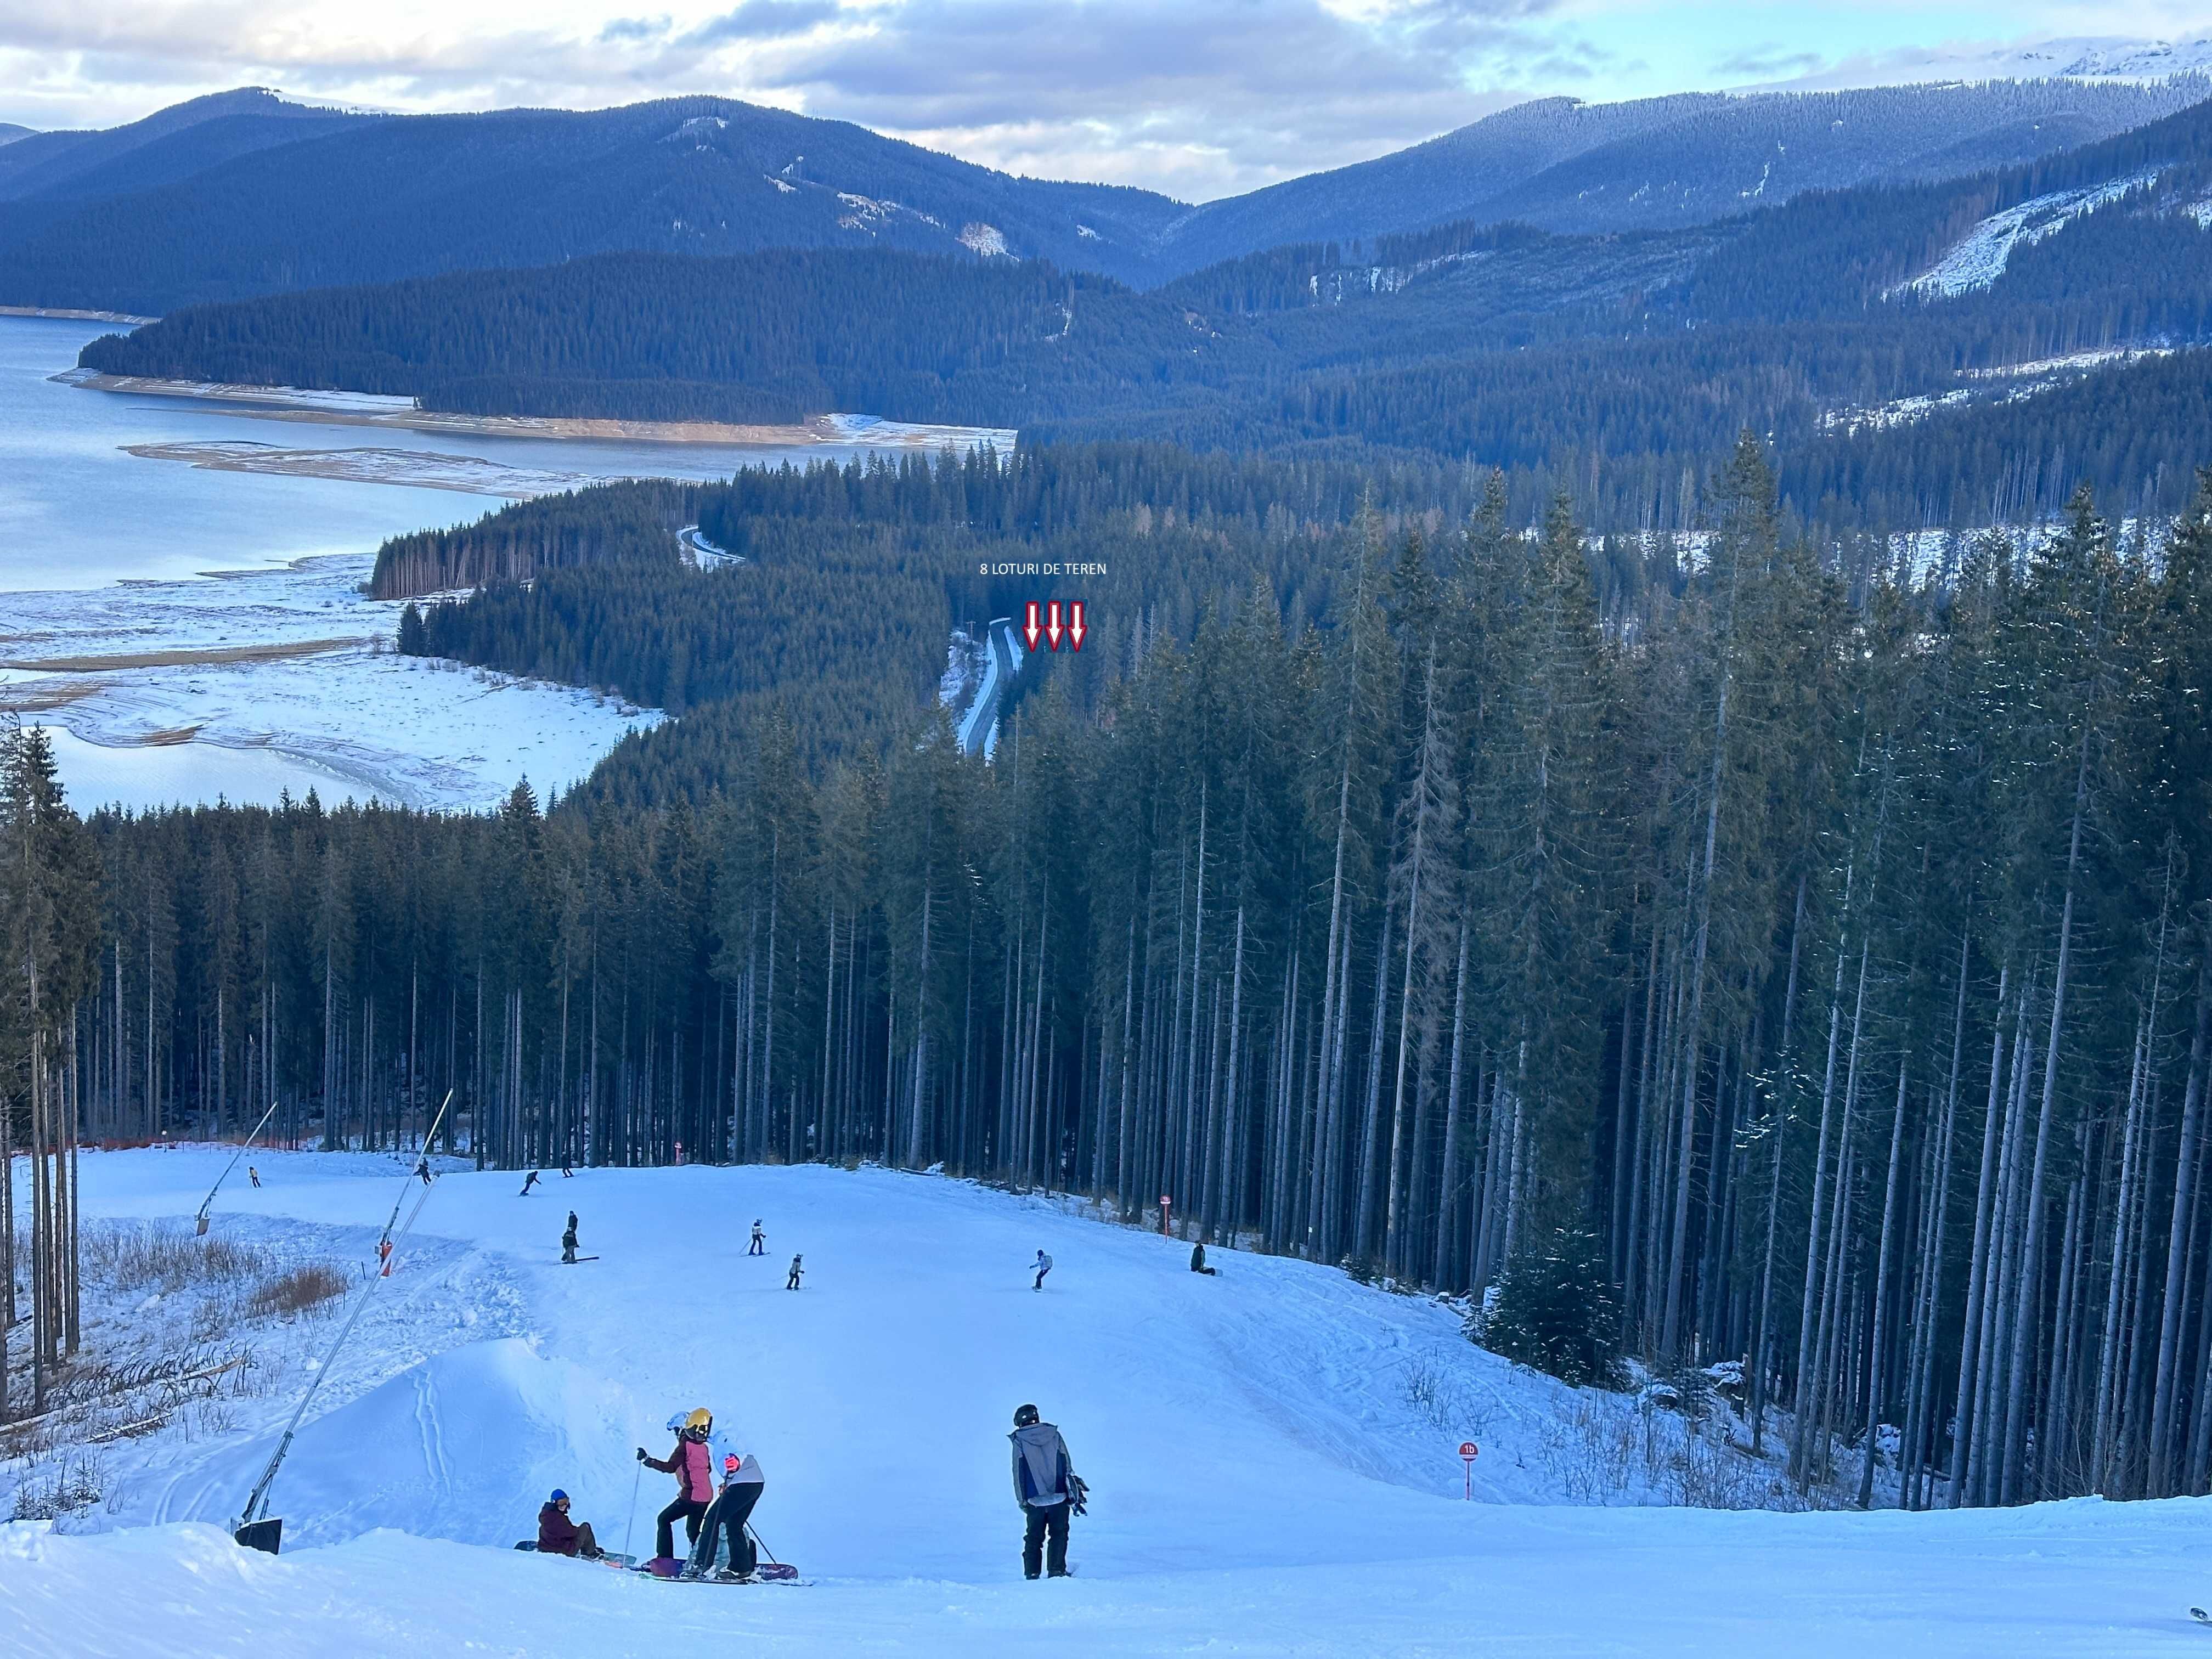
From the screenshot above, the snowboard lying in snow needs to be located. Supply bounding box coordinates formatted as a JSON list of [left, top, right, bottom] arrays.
[[514, 1543, 635, 1570]]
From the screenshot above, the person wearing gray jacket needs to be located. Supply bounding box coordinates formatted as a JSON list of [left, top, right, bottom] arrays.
[[1009, 1403, 1079, 1578]]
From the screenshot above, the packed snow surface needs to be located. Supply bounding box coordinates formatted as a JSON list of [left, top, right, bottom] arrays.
[[5, 1148, 2209, 1655]]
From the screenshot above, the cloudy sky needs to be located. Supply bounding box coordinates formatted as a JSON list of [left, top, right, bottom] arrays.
[[5, 1, 2210, 200]]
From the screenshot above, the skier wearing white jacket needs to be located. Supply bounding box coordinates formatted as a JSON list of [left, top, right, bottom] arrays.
[[1009, 1403, 1082, 1579], [685, 1448, 766, 1580]]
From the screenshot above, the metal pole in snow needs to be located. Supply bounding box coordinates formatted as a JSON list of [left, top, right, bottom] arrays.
[[194, 1094, 286, 1234]]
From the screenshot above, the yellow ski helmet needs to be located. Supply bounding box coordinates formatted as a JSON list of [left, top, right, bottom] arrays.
[[685, 1408, 713, 1431]]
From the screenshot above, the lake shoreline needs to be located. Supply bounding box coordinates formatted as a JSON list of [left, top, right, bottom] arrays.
[[63, 369, 1018, 452]]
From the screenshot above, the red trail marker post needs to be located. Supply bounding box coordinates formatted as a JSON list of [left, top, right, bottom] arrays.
[[1458, 1442, 1480, 1500], [1160, 1195, 1173, 1236]]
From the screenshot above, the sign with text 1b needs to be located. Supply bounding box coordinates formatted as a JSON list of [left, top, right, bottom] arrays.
[[1458, 1442, 1480, 1500]]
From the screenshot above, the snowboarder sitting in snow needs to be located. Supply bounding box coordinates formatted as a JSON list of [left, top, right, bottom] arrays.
[[1190, 1242, 1218, 1276], [1032, 1250, 1053, 1291], [685, 1449, 766, 1581], [537, 1489, 602, 1559], [640, 1409, 719, 1561], [561, 1214, 580, 1264], [785, 1254, 804, 1290], [749, 1220, 766, 1256], [1010, 1404, 1082, 1579]]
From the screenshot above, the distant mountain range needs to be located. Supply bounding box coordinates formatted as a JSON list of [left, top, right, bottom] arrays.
[[2, 76, 2208, 314], [1752, 35, 2212, 93], [81, 89, 2212, 537]]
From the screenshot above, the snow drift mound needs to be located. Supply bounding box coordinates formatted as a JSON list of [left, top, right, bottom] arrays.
[[149, 1338, 638, 1550]]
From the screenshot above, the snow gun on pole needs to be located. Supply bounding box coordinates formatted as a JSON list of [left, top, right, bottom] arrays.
[[232, 1130, 448, 1555], [192, 1095, 285, 1237], [376, 1090, 454, 1256]]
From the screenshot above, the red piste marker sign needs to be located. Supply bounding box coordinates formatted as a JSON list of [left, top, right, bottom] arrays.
[[1458, 1441, 1480, 1500]]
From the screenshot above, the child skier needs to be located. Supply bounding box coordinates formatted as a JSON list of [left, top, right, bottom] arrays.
[[537, 1489, 602, 1559], [639, 1409, 719, 1561], [786, 1254, 804, 1290], [749, 1221, 766, 1256], [685, 1449, 766, 1580], [1032, 1250, 1053, 1291], [1009, 1404, 1081, 1578]]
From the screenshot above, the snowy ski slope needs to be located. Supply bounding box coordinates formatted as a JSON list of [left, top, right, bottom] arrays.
[[5, 1149, 2209, 1655]]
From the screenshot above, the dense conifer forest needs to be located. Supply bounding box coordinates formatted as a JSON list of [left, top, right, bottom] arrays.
[[14, 441, 2212, 1507]]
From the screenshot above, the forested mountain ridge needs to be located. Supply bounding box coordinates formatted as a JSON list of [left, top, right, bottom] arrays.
[[2, 78, 2204, 313], [0, 88, 364, 204], [1152, 79, 2211, 269], [0, 95, 1186, 314], [78, 250, 1187, 428], [83, 82, 2212, 538]]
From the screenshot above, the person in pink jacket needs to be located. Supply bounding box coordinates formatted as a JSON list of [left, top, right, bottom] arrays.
[[639, 1408, 717, 1561]]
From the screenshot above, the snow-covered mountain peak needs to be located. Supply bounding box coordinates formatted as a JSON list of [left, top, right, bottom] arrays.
[[1747, 34, 2212, 93]]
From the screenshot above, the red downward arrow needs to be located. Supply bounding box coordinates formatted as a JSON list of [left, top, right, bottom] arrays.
[[1068, 601, 1086, 652], [1046, 601, 1064, 651], [1023, 602, 1042, 652]]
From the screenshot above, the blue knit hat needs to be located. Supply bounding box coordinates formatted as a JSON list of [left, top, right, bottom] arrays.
[[550, 1489, 568, 1503]]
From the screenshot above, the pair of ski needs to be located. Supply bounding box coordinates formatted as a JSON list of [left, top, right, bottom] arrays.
[[636, 1558, 800, 1585]]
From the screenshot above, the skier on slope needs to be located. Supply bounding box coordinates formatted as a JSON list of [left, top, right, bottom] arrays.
[[685, 1448, 766, 1580], [1009, 1404, 1084, 1579], [537, 1488, 603, 1559], [561, 1213, 580, 1264], [639, 1409, 720, 1562], [1032, 1250, 1053, 1291], [414, 1155, 432, 1186], [749, 1221, 766, 1256], [248, 1166, 261, 1189], [786, 1254, 804, 1290], [520, 1169, 542, 1197]]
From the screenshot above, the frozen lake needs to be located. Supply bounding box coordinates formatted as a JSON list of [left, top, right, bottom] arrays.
[[36, 725, 382, 812], [0, 315, 847, 593], [0, 314, 935, 810]]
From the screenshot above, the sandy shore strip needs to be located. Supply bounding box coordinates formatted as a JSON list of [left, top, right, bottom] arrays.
[[1, 304, 159, 324], [63, 369, 1017, 450], [123, 440, 619, 499]]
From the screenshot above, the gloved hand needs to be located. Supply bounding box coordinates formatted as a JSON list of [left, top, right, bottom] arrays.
[[635, 1447, 648, 1462]]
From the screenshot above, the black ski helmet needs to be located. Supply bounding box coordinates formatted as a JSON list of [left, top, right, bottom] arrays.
[[1014, 1403, 1041, 1427]]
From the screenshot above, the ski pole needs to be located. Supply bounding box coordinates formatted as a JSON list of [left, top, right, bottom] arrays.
[[746, 1522, 780, 1567], [623, 1457, 643, 1561]]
